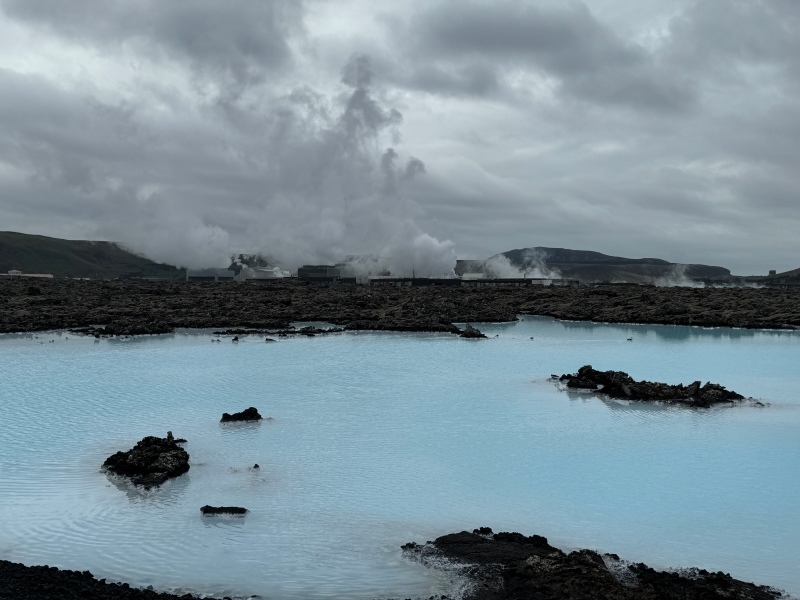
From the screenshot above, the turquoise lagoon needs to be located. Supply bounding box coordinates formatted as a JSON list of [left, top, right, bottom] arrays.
[[0, 317, 798, 598]]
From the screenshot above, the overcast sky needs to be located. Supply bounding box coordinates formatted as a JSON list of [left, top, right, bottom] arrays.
[[0, 0, 797, 274]]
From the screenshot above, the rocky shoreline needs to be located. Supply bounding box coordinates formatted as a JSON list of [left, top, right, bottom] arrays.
[[0, 560, 201, 600], [402, 528, 787, 600], [5, 527, 788, 600], [2, 279, 800, 335]]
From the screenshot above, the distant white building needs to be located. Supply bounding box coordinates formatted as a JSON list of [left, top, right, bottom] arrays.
[[3, 270, 53, 279]]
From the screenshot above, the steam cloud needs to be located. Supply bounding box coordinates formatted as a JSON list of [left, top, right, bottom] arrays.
[[462, 249, 562, 280], [105, 54, 456, 276]]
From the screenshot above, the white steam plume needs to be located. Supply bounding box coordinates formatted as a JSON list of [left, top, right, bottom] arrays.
[[104, 54, 455, 275], [462, 248, 562, 279], [653, 265, 703, 288]]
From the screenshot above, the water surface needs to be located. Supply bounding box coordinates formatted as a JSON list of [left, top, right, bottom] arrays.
[[1, 318, 798, 598]]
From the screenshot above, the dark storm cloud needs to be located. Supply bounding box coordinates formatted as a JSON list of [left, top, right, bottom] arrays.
[[1, 0, 799, 276], [392, 1, 694, 112], [0, 0, 303, 90]]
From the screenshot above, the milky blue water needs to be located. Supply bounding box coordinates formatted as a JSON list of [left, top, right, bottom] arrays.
[[1, 318, 799, 598]]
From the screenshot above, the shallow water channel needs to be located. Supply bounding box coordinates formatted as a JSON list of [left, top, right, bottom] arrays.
[[1, 317, 799, 598]]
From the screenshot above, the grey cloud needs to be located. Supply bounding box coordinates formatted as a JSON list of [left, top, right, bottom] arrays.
[[0, 53, 455, 274], [666, 0, 800, 73], [413, 2, 635, 75], [0, 0, 303, 91], [400, 62, 501, 98], [392, 1, 695, 111]]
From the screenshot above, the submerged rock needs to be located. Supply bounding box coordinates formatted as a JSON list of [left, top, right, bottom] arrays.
[[220, 406, 262, 422], [402, 529, 785, 600], [103, 434, 189, 489], [200, 505, 248, 516], [557, 365, 745, 407]]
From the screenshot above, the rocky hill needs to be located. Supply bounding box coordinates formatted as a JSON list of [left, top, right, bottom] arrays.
[[457, 246, 731, 283], [0, 231, 184, 279]]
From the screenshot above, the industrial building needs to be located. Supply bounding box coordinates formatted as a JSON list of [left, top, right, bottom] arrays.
[[186, 268, 237, 282], [297, 265, 341, 279], [2, 270, 54, 279], [297, 265, 356, 286], [369, 277, 579, 288]]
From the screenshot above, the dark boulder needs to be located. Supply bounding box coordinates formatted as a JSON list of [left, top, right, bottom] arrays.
[[200, 505, 248, 516], [103, 434, 189, 489], [220, 407, 262, 422]]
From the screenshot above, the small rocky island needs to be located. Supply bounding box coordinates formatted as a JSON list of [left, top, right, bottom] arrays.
[[103, 433, 189, 488], [402, 528, 785, 600], [220, 406, 262, 422], [557, 365, 746, 407]]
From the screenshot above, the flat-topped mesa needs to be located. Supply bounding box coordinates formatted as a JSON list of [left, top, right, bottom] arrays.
[[220, 406, 262, 422], [559, 365, 745, 407], [103, 433, 189, 488]]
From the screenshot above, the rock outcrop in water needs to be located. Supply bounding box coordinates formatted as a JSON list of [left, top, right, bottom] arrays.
[[220, 406, 262, 422], [103, 434, 189, 488], [460, 323, 488, 338], [558, 365, 746, 407], [200, 505, 248, 516], [402, 528, 785, 600]]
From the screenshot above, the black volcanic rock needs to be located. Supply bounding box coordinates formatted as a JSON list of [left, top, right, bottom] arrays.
[[0, 560, 203, 600], [200, 505, 248, 516], [558, 365, 745, 406], [220, 406, 262, 422], [403, 529, 785, 600], [460, 323, 488, 338], [4, 278, 800, 337], [103, 434, 189, 488]]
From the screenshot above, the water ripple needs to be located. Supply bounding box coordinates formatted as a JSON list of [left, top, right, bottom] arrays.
[[1, 323, 799, 597]]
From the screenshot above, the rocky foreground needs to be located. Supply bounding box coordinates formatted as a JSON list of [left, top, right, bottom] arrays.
[[403, 529, 786, 600], [558, 365, 746, 407], [2, 279, 800, 335], [0, 560, 200, 600], [0, 529, 789, 599]]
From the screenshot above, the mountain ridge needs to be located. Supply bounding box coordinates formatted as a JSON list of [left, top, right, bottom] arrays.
[[457, 246, 732, 283], [0, 231, 183, 279]]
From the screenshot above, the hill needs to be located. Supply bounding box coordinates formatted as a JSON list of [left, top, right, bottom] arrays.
[[456, 246, 731, 283], [0, 232, 184, 279]]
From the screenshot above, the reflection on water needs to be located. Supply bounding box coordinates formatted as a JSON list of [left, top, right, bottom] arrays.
[[1, 318, 799, 598], [105, 471, 191, 506], [551, 316, 797, 343]]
